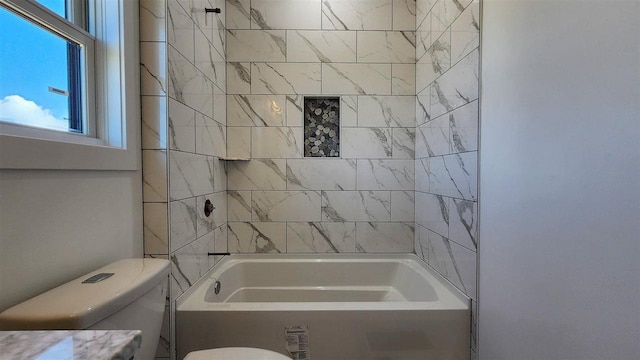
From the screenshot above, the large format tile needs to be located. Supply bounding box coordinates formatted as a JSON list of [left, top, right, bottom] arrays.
[[168, 0, 194, 61], [140, 42, 167, 96], [144, 203, 169, 254], [195, 115, 226, 157], [227, 30, 286, 62], [341, 128, 392, 158], [431, 0, 473, 40], [209, 17, 227, 59], [194, 29, 226, 89], [213, 84, 226, 125], [426, 156, 454, 199], [322, 63, 391, 95], [443, 152, 478, 200], [322, 0, 392, 30], [212, 224, 229, 264], [227, 62, 251, 94], [226, 127, 251, 159], [227, 159, 287, 190], [416, 0, 436, 28], [287, 159, 357, 190], [170, 231, 214, 300], [416, 15, 431, 61], [170, 198, 197, 252], [143, 150, 168, 202], [416, 114, 450, 158], [169, 151, 215, 200], [414, 224, 430, 262], [392, 64, 416, 95], [251, 127, 303, 158], [227, 95, 286, 126], [416, 92, 431, 126], [424, 29, 452, 84], [427, 229, 477, 299], [357, 96, 415, 128], [355, 222, 414, 253], [228, 190, 252, 221], [356, 159, 414, 190], [194, 0, 226, 43], [415, 158, 430, 192], [168, 47, 214, 119], [341, 96, 358, 126], [450, 100, 478, 153], [391, 190, 415, 221], [415, 192, 449, 237], [393, 0, 416, 31], [357, 31, 415, 63], [251, 191, 321, 222], [252, 63, 322, 94], [228, 222, 286, 253], [392, 128, 415, 159], [168, 98, 196, 153], [451, 0, 479, 64], [140, 0, 166, 42], [196, 192, 227, 236], [287, 30, 356, 63], [141, 96, 167, 150], [226, 0, 251, 29], [284, 95, 304, 126], [212, 157, 227, 193], [430, 49, 478, 118], [251, 0, 322, 30], [449, 198, 477, 250], [321, 191, 391, 222], [287, 222, 356, 253]]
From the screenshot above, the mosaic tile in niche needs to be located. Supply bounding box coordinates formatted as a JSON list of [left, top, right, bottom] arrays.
[[304, 97, 340, 157]]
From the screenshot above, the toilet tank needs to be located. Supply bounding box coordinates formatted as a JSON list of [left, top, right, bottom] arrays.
[[0, 258, 169, 360]]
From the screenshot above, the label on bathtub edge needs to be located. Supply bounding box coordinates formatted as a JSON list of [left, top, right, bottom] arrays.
[[285, 325, 310, 360]]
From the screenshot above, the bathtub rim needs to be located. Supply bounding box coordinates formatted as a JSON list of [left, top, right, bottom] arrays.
[[176, 253, 470, 312]]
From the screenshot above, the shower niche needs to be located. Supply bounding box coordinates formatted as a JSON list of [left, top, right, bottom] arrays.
[[303, 97, 340, 157]]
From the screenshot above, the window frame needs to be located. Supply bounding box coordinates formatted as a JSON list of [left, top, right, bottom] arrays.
[[0, 0, 140, 170]]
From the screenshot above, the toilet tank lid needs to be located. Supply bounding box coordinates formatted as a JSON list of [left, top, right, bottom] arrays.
[[0, 258, 170, 330]]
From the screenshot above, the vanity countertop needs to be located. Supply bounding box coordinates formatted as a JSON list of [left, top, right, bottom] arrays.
[[0, 330, 141, 360]]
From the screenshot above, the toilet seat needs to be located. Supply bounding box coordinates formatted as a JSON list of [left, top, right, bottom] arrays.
[[183, 347, 291, 360]]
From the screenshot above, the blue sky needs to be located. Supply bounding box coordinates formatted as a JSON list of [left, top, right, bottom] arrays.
[[0, 0, 73, 129]]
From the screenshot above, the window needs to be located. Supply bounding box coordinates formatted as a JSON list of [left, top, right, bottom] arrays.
[[0, 0, 140, 170], [0, 0, 94, 136]]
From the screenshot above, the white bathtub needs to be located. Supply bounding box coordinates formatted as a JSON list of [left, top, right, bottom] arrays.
[[176, 254, 470, 360]]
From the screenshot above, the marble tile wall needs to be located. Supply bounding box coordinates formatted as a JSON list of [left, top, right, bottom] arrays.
[[140, 1, 227, 359], [414, 0, 479, 357], [225, 0, 417, 255]]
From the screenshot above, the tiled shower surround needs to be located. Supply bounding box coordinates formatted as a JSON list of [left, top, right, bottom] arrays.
[[140, 0, 480, 359], [414, 0, 480, 357], [226, 0, 417, 254], [140, 0, 227, 358]]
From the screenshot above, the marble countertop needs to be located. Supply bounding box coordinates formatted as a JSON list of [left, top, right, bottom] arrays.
[[0, 330, 141, 360]]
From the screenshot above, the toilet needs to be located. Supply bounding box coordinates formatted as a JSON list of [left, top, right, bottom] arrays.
[[0, 258, 289, 360], [184, 347, 290, 360]]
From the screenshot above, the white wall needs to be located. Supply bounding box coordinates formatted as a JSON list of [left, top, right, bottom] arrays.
[[479, 1, 640, 359], [0, 170, 143, 311]]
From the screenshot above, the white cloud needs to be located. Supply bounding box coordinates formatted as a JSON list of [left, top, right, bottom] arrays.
[[0, 95, 69, 131]]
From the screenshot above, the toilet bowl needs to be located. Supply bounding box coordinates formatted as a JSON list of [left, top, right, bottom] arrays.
[[184, 347, 291, 360]]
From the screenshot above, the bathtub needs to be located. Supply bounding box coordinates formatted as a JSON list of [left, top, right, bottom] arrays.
[[176, 254, 470, 360]]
